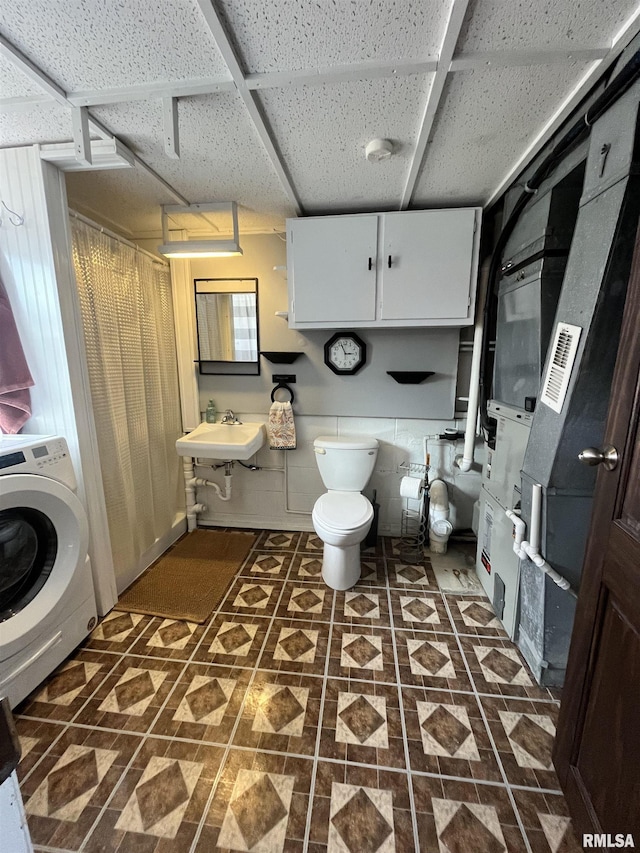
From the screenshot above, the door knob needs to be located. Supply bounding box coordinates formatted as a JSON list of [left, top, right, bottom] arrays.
[[578, 445, 619, 471]]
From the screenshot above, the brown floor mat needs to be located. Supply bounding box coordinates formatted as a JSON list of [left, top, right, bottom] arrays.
[[116, 529, 256, 623]]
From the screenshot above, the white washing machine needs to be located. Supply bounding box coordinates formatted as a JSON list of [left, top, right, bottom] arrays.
[[0, 435, 97, 709]]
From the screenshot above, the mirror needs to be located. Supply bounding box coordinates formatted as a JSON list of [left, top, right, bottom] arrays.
[[195, 278, 259, 375]]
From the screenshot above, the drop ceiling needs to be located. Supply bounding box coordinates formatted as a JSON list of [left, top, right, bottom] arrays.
[[1, 0, 639, 240]]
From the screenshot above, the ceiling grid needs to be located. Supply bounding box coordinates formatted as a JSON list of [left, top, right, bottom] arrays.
[[0, 0, 638, 236], [400, 0, 471, 209], [194, 0, 302, 214]]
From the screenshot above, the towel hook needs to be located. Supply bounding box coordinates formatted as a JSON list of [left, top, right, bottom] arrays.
[[271, 382, 295, 403]]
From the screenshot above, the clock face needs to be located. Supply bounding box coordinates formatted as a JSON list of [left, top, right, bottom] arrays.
[[324, 332, 367, 375]]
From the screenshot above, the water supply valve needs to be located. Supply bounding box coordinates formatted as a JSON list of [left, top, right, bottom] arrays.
[[438, 428, 464, 441]]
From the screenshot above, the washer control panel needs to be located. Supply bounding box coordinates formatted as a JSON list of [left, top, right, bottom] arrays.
[[0, 436, 76, 490]]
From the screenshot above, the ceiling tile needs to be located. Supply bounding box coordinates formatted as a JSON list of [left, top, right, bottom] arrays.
[[1, 0, 636, 235], [218, 0, 447, 73], [0, 55, 44, 98], [88, 94, 295, 222], [0, 102, 74, 146], [258, 74, 432, 211], [457, 0, 638, 52], [66, 168, 172, 236], [67, 165, 286, 238], [0, 0, 229, 92], [412, 62, 594, 206]]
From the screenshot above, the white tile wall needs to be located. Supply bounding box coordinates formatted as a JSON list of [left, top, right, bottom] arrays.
[[195, 412, 483, 536]]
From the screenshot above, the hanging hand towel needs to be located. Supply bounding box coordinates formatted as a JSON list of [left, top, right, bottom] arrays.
[[268, 401, 296, 449], [0, 275, 34, 434]]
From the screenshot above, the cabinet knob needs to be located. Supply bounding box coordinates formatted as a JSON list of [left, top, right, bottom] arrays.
[[388, 255, 392, 268], [368, 257, 373, 270]]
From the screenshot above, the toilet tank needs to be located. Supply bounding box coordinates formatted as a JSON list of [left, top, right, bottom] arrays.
[[314, 435, 379, 491]]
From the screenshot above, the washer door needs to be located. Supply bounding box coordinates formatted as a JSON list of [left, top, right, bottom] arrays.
[[0, 474, 88, 632]]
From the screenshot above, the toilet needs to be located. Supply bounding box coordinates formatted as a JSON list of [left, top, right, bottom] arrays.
[[312, 435, 379, 590]]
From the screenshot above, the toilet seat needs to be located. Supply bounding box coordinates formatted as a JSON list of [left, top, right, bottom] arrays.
[[313, 491, 372, 532]]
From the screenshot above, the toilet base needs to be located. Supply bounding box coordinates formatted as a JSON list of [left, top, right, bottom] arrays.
[[321, 542, 361, 590]]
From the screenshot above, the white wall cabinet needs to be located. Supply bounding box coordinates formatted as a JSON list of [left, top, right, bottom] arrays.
[[286, 207, 481, 328]]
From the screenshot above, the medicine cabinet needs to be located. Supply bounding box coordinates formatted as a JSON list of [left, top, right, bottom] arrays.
[[194, 278, 260, 375]]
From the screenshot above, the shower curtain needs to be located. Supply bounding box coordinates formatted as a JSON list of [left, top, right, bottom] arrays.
[[70, 217, 184, 593], [231, 293, 258, 361], [197, 293, 234, 360]]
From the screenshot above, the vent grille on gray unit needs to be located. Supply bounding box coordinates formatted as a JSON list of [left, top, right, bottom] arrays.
[[540, 322, 582, 413]]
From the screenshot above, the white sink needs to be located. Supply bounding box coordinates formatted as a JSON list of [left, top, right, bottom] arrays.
[[176, 421, 266, 460]]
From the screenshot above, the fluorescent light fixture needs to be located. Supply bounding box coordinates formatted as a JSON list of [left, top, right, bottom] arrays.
[[158, 240, 243, 258], [158, 201, 243, 258]]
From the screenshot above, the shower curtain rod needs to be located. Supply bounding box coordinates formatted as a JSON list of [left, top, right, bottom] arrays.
[[68, 209, 168, 267]]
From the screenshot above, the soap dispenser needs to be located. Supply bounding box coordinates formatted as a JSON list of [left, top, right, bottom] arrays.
[[205, 400, 216, 423]]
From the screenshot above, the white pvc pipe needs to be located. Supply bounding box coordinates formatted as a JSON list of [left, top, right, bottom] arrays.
[[429, 479, 449, 516], [520, 542, 575, 595], [505, 494, 576, 597], [505, 509, 525, 546], [428, 479, 453, 553], [457, 258, 490, 472], [194, 474, 232, 502], [187, 503, 206, 530], [530, 483, 542, 552], [183, 458, 198, 531], [425, 437, 448, 482], [182, 458, 233, 531]]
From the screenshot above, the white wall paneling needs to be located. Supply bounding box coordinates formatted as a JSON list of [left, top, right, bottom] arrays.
[[0, 145, 117, 613], [170, 246, 201, 432]]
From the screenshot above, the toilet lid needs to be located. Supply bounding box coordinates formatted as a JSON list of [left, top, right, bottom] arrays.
[[314, 492, 373, 530]]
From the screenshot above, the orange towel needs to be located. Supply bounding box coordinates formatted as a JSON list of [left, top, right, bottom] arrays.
[[0, 275, 34, 434]]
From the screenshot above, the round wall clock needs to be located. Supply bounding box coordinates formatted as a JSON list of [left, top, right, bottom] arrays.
[[323, 332, 367, 375]]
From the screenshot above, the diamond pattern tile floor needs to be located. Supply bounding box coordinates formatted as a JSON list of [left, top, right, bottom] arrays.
[[13, 529, 580, 852]]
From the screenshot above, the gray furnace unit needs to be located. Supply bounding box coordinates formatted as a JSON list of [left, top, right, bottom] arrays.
[[518, 81, 640, 686], [476, 150, 583, 639], [477, 401, 533, 639]]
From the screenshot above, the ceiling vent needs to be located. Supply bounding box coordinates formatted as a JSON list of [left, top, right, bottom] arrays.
[[540, 322, 582, 413]]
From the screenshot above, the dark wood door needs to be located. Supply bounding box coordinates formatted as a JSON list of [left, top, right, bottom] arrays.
[[553, 223, 640, 835]]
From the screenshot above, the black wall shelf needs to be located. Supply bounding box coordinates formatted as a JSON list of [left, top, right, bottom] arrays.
[[387, 371, 435, 384], [261, 351, 304, 364]]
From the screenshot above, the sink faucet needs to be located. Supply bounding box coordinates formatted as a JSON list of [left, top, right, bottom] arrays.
[[220, 409, 242, 424]]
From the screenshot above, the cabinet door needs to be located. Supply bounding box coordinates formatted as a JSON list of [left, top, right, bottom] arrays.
[[380, 209, 478, 321], [288, 215, 378, 323]]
